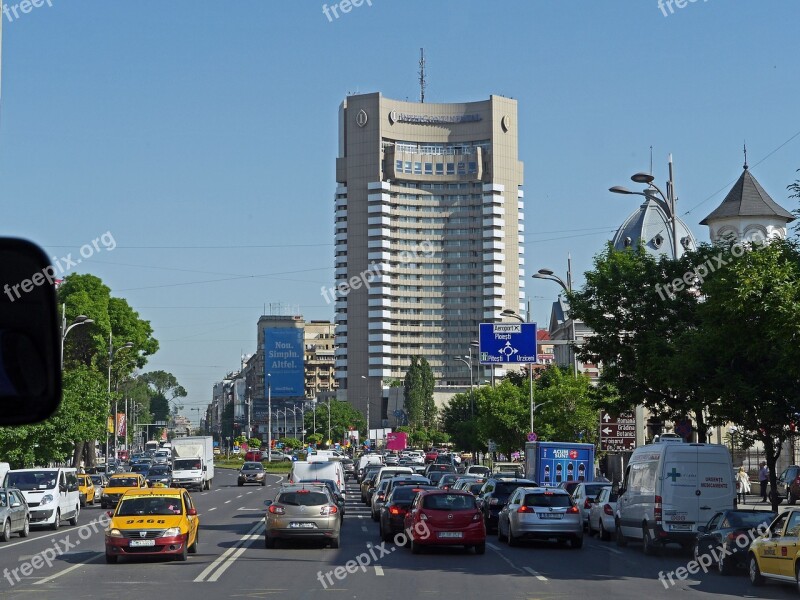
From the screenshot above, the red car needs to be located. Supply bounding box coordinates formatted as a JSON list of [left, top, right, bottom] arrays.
[[403, 489, 486, 554], [244, 450, 263, 461], [424, 450, 438, 464]]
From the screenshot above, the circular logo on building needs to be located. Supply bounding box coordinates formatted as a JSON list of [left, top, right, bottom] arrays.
[[388, 110, 397, 125], [356, 109, 368, 128], [501, 115, 511, 132]]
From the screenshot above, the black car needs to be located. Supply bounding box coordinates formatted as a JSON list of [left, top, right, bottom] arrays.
[[476, 477, 538, 534], [145, 465, 173, 487], [437, 473, 461, 490], [379, 484, 437, 542], [693, 509, 776, 574]]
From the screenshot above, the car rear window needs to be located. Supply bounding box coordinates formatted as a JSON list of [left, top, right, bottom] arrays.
[[422, 493, 476, 511], [585, 484, 610, 497], [495, 482, 534, 496], [278, 491, 329, 506], [110, 478, 139, 488], [727, 512, 776, 528], [468, 483, 484, 495], [525, 493, 573, 507], [391, 485, 435, 503]]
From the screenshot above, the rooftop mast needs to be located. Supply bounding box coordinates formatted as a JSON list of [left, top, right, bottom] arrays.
[[418, 48, 426, 103]]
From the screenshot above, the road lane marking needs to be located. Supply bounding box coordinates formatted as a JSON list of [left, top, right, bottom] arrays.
[[194, 520, 264, 583], [593, 544, 623, 555], [375, 566, 384, 576], [0, 516, 109, 551], [487, 543, 500, 550], [361, 526, 368, 532], [208, 507, 217, 511], [34, 553, 105, 585], [237, 495, 243, 499], [224, 500, 232, 504], [524, 567, 547, 581]]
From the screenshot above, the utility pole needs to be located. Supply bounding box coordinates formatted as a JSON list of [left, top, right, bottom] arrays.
[[267, 375, 272, 462]]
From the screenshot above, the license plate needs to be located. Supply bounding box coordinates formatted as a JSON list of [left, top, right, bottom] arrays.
[[129, 539, 156, 547], [671, 523, 692, 531], [438, 532, 463, 539], [538, 513, 563, 519], [289, 522, 316, 529]]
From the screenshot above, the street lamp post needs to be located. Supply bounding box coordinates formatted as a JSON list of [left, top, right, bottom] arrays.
[[532, 266, 578, 376], [361, 375, 370, 443], [60, 305, 94, 369], [106, 333, 133, 463]]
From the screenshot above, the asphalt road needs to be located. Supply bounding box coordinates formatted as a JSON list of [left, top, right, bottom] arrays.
[[0, 470, 796, 599]]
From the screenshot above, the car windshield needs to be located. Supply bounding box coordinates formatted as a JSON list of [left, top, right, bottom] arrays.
[[90, 476, 104, 485], [422, 493, 476, 511], [726, 512, 776, 528], [298, 480, 338, 495], [148, 466, 170, 475], [242, 463, 263, 471], [174, 459, 202, 470], [117, 497, 183, 516], [130, 464, 149, 472], [526, 493, 573, 508], [109, 478, 139, 488], [6, 471, 57, 491], [585, 484, 610, 497], [495, 482, 534, 497], [278, 491, 329, 506]]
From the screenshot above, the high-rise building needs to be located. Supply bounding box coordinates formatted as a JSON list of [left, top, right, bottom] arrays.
[[333, 93, 525, 427]]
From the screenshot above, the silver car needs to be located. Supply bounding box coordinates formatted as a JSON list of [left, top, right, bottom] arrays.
[[587, 486, 618, 541], [371, 479, 391, 521], [0, 488, 30, 541], [264, 484, 341, 548], [497, 487, 583, 548]]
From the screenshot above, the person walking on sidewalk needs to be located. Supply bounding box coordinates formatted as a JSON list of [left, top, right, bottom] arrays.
[[736, 466, 751, 504], [759, 461, 769, 502]]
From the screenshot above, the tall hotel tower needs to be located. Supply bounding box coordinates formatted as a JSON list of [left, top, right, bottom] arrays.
[[333, 93, 524, 427]]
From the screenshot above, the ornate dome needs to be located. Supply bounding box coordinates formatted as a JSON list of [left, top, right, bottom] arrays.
[[611, 192, 697, 259]]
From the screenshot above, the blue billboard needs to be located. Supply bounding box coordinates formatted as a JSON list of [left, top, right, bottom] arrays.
[[264, 327, 304, 397], [525, 442, 595, 485], [479, 322, 538, 365]]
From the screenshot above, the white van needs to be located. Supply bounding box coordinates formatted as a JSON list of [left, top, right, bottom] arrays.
[[289, 461, 345, 491], [615, 441, 735, 553], [6, 467, 81, 529]]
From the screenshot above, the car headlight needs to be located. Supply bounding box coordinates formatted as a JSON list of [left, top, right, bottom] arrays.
[[162, 527, 182, 537], [106, 528, 123, 538], [40, 494, 54, 506]]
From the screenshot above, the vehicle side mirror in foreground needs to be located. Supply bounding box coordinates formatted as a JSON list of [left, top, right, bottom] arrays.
[[0, 238, 62, 425]]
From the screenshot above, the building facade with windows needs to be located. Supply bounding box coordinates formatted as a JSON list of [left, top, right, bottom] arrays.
[[334, 93, 525, 427]]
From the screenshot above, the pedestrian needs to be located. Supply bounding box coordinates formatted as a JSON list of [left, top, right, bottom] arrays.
[[735, 466, 750, 504], [759, 461, 769, 502]]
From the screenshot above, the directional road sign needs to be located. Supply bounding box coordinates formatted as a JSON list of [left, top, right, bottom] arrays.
[[599, 411, 636, 451], [479, 322, 538, 365]]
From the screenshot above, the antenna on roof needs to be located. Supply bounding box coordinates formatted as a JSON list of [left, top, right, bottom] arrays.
[[418, 48, 426, 103], [649, 145, 653, 175], [743, 141, 748, 170]]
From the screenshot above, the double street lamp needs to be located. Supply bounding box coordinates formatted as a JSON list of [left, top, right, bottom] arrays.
[[454, 356, 474, 417], [532, 268, 578, 376], [60, 309, 94, 369]]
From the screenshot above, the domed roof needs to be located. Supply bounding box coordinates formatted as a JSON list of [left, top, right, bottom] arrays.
[[611, 193, 697, 259]]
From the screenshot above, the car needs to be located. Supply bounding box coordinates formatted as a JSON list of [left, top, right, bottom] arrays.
[[361, 472, 380, 504], [476, 477, 538, 534], [497, 487, 584, 548], [437, 473, 461, 490], [464, 465, 491, 478], [232, 447, 242, 455], [77, 474, 96, 506], [453, 478, 487, 495], [572, 482, 612, 529], [0, 488, 30, 540], [244, 450, 263, 462], [748, 508, 800, 588], [424, 463, 456, 477], [371, 479, 391, 520], [90, 474, 108, 499], [379, 484, 437, 542], [587, 486, 618, 541], [492, 463, 525, 478], [101, 474, 148, 509], [385, 475, 432, 498], [425, 450, 438, 464], [238, 462, 266, 486], [152, 450, 172, 465], [129, 463, 150, 476], [693, 509, 776, 575], [145, 464, 173, 488], [403, 489, 486, 554], [776, 465, 800, 503], [340, 458, 355, 480], [104, 487, 199, 563], [557, 480, 582, 496], [264, 484, 341, 548], [213, 447, 221, 456]]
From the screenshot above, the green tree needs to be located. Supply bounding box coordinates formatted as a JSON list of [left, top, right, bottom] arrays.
[[532, 366, 599, 445], [304, 400, 366, 441], [306, 433, 323, 446], [476, 381, 528, 457], [420, 357, 437, 427], [280, 437, 302, 449], [440, 392, 482, 453], [403, 357, 423, 429]]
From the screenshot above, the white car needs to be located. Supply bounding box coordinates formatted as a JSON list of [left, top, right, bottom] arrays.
[[587, 486, 618, 541], [572, 482, 612, 528]]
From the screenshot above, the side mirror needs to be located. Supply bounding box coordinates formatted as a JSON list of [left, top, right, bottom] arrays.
[[202, 465, 207, 472], [0, 239, 62, 425], [264, 500, 273, 507], [697, 525, 706, 533], [10, 502, 20, 508], [106, 510, 114, 518]]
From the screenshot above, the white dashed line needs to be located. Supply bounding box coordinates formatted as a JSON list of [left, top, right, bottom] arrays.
[[224, 500, 232, 504], [374, 566, 384, 576], [524, 567, 547, 581], [487, 543, 500, 550], [208, 507, 217, 511]]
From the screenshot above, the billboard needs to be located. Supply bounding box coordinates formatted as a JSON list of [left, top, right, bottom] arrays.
[[479, 322, 538, 365], [264, 327, 304, 397]]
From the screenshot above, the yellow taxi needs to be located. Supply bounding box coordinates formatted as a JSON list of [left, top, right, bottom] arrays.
[[104, 488, 199, 563], [100, 473, 147, 509], [77, 474, 96, 506], [748, 507, 800, 589]]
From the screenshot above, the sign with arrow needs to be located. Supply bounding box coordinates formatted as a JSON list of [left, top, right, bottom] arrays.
[[599, 411, 636, 451]]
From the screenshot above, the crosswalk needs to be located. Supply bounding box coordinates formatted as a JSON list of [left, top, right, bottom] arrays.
[[344, 478, 372, 521]]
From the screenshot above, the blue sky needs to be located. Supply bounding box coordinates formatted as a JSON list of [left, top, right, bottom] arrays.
[[2, 1, 799, 420]]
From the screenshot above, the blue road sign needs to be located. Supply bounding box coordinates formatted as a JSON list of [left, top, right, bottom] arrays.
[[479, 322, 538, 365]]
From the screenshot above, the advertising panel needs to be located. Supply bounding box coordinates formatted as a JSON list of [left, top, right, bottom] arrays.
[[525, 441, 595, 485], [264, 327, 304, 397]]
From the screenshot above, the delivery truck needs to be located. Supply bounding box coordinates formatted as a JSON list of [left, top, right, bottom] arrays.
[[524, 441, 595, 485], [171, 436, 214, 491]]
